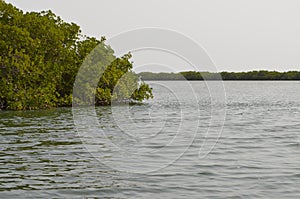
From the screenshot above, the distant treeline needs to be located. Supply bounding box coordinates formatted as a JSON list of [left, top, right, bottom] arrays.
[[139, 71, 300, 81]]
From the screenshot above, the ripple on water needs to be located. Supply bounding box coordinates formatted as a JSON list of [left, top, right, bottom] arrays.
[[1, 82, 300, 198]]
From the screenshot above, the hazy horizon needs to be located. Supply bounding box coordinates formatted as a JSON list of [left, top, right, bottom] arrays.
[[6, 0, 300, 72]]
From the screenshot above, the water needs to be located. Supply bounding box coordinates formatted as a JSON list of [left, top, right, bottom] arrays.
[[1, 81, 300, 198]]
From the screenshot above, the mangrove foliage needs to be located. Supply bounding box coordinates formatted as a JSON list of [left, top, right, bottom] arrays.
[[0, 0, 153, 110]]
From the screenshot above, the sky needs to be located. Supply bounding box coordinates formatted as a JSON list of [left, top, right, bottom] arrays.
[[5, 0, 300, 72]]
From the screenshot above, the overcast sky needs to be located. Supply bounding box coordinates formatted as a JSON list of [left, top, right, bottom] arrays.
[[6, 0, 300, 72]]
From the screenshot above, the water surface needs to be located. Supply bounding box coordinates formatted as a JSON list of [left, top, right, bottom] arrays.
[[1, 81, 300, 198]]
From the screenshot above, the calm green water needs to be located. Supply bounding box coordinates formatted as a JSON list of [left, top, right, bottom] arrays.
[[1, 81, 300, 198]]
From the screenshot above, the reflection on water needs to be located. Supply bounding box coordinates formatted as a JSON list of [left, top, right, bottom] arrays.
[[1, 81, 300, 198]]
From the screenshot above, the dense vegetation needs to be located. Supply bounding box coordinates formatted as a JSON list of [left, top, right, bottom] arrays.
[[139, 71, 300, 81], [0, 1, 153, 110]]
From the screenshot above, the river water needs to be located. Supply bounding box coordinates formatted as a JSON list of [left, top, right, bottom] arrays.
[[1, 81, 299, 198]]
